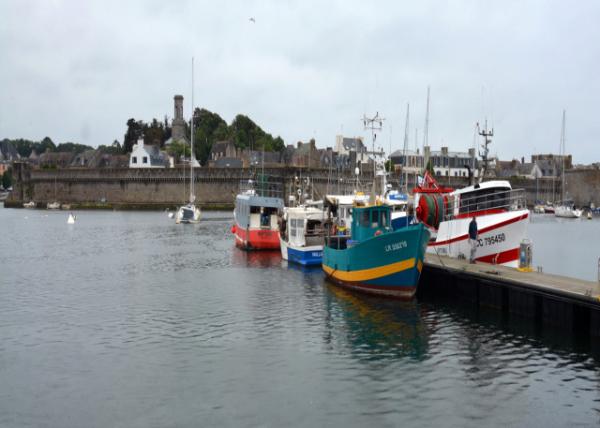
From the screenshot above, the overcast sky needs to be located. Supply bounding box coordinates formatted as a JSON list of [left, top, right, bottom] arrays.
[[1, 0, 598, 162]]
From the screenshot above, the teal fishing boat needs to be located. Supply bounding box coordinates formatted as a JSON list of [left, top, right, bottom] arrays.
[[322, 203, 430, 299]]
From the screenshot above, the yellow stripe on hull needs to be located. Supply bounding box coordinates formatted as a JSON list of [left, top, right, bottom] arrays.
[[323, 258, 416, 282]]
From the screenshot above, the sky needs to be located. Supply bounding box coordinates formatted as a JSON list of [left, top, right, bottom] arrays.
[[1, 0, 599, 163]]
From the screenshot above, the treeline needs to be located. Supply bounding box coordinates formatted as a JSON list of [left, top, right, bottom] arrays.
[[2, 108, 285, 167], [2, 137, 121, 158], [123, 108, 285, 165]]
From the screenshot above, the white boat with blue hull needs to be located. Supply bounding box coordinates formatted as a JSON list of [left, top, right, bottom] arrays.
[[279, 206, 325, 266]]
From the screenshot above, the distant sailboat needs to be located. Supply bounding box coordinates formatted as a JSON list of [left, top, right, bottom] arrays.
[[554, 110, 581, 219], [67, 213, 76, 224], [176, 57, 201, 224], [47, 174, 60, 209]]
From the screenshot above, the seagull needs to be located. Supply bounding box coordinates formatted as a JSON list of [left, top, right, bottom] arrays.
[[249, 17, 255, 23]]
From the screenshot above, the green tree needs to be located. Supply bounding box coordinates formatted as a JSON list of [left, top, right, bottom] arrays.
[[8, 138, 35, 157], [192, 108, 228, 165], [98, 140, 122, 155], [56, 142, 94, 153], [2, 168, 12, 189], [123, 119, 144, 153], [33, 136, 56, 154], [166, 140, 190, 159], [143, 118, 166, 147]]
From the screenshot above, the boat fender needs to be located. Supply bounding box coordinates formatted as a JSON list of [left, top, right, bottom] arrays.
[[374, 230, 382, 236], [231, 225, 236, 234]]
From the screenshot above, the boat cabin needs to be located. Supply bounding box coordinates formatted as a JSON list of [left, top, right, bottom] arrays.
[[235, 193, 283, 231], [327, 204, 391, 250], [448, 180, 526, 218], [281, 207, 325, 247]]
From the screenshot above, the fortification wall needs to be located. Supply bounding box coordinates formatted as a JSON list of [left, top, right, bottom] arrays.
[[6, 163, 369, 209]]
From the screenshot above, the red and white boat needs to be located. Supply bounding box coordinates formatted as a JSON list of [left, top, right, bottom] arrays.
[[413, 173, 529, 268], [232, 177, 284, 250]]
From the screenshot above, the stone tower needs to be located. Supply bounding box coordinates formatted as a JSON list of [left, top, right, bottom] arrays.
[[171, 95, 188, 143]]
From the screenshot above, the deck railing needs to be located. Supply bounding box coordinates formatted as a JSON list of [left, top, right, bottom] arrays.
[[446, 188, 527, 220], [239, 176, 283, 198]]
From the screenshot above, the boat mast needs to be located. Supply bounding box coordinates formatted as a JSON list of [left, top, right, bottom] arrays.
[[190, 57, 195, 204], [422, 85, 430, 173], [560, 109, 566, 203], [402, 103, 410, 193], [477, 120, 494, 182], [362, 112, 384, 202]]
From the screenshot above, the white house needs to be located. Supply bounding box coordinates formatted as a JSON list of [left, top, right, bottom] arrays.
[[129, 139, 170, 168]]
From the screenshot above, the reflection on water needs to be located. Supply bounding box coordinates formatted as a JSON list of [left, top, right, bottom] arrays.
[[231, 247, 282, 268], [325, 285, 428, 361], [1, 209, 600, 427]]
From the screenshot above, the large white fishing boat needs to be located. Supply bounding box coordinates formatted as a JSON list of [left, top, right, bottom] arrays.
[[414, 177, 529, 267], [413, 123, 529, 268]]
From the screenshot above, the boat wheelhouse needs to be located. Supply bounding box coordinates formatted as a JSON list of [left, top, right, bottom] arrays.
[[279, 206, 325, 266]]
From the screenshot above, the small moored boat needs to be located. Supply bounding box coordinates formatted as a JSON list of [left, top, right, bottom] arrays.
[[279, 206, 325, 266], [232, 176, 284, 250]]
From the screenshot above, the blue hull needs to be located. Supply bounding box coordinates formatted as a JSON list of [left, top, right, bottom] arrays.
[[287, 246, 323, 266]]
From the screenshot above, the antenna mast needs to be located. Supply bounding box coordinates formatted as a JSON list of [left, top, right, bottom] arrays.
[[477, 119, 494, 181], [402, 103, 410, 192], [362, 112, 384, 201], [422, 86, 430, 172]]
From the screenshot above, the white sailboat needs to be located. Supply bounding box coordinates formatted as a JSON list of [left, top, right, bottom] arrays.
[[555, 110, 581, 219], [175, 57, 201, 224], [47, 174, 60, 209], [67, 213, 76, 224]]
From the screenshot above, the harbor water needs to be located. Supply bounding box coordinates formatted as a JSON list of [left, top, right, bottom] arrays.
[[1, 207, 600, 427]]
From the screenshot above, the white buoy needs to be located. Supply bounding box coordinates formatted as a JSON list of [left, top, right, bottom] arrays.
[[67, 213, 76, 224]]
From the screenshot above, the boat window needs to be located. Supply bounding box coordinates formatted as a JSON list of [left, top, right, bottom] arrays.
[[360, 210, 370, 227], [381, 211, 388, 227], [371, 210, 379, 228]]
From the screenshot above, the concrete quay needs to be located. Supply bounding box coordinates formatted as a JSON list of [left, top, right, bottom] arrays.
[[420, 254, 600, 337]]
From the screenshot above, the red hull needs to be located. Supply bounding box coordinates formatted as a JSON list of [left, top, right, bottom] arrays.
[[233, 225, 280, 250]]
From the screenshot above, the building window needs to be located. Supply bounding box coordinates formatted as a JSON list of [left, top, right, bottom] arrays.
[[143, 156, 148, 164], [132, 156, 137, 164]]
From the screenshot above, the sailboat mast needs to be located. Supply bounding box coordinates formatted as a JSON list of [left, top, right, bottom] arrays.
[[190, 57, 194, 204], [422, 86, 430, 173], [560, 109, 566, 202], [403, 103, 410, 192]]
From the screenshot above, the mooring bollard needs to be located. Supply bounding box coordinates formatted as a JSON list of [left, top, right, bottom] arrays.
[[518, 239, 533, 272]]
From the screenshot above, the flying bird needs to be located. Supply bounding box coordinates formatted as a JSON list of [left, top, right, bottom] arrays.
[[249, 17, 255, 23]]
